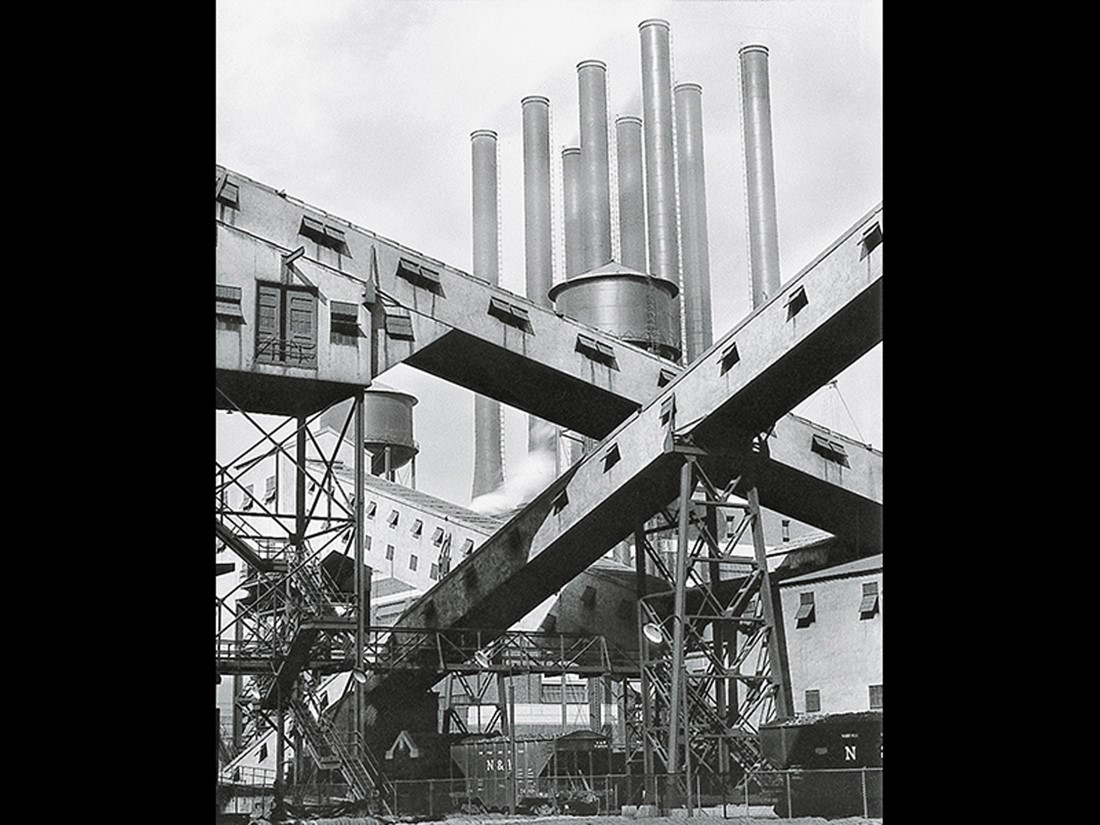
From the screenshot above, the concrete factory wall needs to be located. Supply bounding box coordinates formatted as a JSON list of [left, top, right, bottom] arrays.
[[778, 555, 883, 716]]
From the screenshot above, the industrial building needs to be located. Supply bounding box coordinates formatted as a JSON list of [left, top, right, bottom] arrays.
[[216, 9, 881, 821]]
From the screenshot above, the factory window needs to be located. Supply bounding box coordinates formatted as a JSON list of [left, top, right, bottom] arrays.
[[386, 544, 395, 561], [576, 333, 618, 369], [409, 554, 418, 571], [431, 527, 445, 546], [430, 562, 439, 580], [810, 434, 850, 467], [264, 476, 276, 504], [216, 284, 244, 323], [785, 285, 809, 320], [388, 509, 399, 528], [241, 485, 254, 511], [411, 519, 423, 538], [859, 222, 883, 259], [216, 176, 239, 208], [460, 538, 475, 557], [540, 674, 587, 704], [255, 282, 318, 369], [365, 501, 376, 519], [719, 341, 740, 375], [859, 581, 880, 618], [363, 535, 372, 552], [395, 257, 445, 296], [805, 690, 821, 714], [869, 684, 883, 709], [384, 311, 415, 341], [258, 743, 268, 763], [299, 215, 350, 254], [795, 592, 816, 627], [487, 296, 533, 333], [330, 301, 360, 345]]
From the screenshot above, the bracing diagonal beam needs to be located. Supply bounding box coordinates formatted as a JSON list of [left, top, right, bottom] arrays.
[[360, 210, 882, 706]]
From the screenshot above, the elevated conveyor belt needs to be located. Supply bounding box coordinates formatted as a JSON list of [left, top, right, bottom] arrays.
[[216, 166, 882, 537], [358, 205, 882, 708]]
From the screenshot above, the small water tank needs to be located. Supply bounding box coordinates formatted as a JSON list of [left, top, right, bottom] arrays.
[[548, 261, 681, 362], [316, 386, 419, 473]]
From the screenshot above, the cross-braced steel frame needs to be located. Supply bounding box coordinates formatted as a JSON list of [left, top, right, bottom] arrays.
[[629, 437, 794, 812], [215, 385, 389, 811]]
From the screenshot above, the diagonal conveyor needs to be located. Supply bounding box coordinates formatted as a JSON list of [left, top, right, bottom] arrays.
[[359, 203, 882, 706]]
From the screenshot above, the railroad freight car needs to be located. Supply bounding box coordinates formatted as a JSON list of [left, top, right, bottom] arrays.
[[759, 710, 882, 818], [450, 732, 607, 814]]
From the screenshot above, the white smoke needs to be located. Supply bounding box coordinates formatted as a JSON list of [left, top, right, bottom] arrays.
[[471, 446, 556, 516]]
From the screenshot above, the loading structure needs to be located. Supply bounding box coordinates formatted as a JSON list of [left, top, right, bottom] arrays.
[[216, 155, 881, 808]]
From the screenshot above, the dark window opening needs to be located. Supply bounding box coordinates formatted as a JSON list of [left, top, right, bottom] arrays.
[[488, 296, 533, 333], [657, 367, 678, 387], [805, 689, 821, 714], [264, 476, 276, 504], [859, 222, 883, 259], [720, 341, 740, 374], [409, 554, 418, 571], [387, 510, 399, 528], [255, 282, 318, 368], [330, 300, 360, 345], [431, 527, 445, 545], [365, 501, 377, 519], [430, 563, 439, 580], [216, 284, 244, 321], [241, 485, 254, 511], [552, 490, 569, 515], [581, 585, 597, 608], [785, 285, 809, 320], [396, 258, 445, 296], [602, 443, 621, 472], [869, 684, 883, 709], [460, 538, 475, 557], [385, 544, 395, 561], [859, 581, 880, 618], [660, 395, 676, 427], [795, 591, 816, 627], [299, 215, 350, 254], [811, 434, 850, 467], [216, 177, 239, 208], [411, 519, 423, 538], [576, 333, 618, 369], [384, 312, 415, 341]]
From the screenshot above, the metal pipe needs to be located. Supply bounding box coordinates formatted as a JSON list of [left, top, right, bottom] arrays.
[[639, 19, 682, 348], [616, 115, 647, 273], [354, 389, 365, 756], [674, 83, 713, 363], [471, 130, 505, 498], [578, 60, 612, 270], [739, 45, 782, 307], [562, 147, 583, 279]]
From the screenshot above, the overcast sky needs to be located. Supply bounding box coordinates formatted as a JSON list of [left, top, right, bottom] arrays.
[[215, 0, 883, 509]]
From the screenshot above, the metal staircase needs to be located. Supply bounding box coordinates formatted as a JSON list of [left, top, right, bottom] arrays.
[[290, 691, 393, 811]]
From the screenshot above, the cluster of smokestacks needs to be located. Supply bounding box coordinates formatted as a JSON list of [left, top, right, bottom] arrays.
[[471, 20, 781, 504]]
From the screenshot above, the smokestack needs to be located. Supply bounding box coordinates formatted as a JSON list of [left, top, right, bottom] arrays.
[[578, 60, 613, 270], [522, 95, 559, 466], [562, 147, 583, 279], [639, 19, 682, 356], [470, 129, 505, 499], [674, 82, 713, 362], [739, 45, 782, 309], [522, 97, 554, 307], [615, 115, 647, 273]]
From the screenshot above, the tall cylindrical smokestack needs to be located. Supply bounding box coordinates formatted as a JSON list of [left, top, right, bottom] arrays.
[[562, 147, 583, 279], [616, 115, 647, 273], [639, 19, 682, 355], [674, 82, 713, 362], [522, 96, 559, 466], [522, 97, 554, 307], [578, 60, 613, 271], [739, 45, 782, 309], [471, 129, 505, 499]]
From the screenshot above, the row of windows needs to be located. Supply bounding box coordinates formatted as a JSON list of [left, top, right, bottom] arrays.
[[804, 685, 882, 713], [794, 582, 880, 628]]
